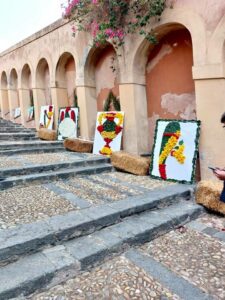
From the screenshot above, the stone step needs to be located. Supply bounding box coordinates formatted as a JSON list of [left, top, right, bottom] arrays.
[[0, 156, 110, 177], [0, 145, 65, 156], [0, 199, 203, 300], [0, 163, 113, 190], [0, 133, 37, 141], [0, 127, 35, 133], [0, 141, 63, 150], [0, 184, 193, 267]]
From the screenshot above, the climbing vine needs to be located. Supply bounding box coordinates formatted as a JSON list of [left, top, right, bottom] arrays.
[[62, 0, 171, 48]]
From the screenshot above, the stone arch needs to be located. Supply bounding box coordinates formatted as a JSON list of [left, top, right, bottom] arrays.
[[130, 7, 206, 85], [84, 43, 120, 111], [8, 68, 20, 121], [21, 63, 35, 127], [1, 71, 7, 89], [132, 23, 196, 150], [35, 58, 51, 105], [9, 68, 18, 89], [0, 71, 10, 118], [208, 14, 225, 65], [55, 52, 76, 106], [21, 63, 32, 89]]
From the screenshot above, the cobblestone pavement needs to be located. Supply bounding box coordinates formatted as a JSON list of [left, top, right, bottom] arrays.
[[0, 185, 77, 229], [20, 153, 82, 164], [0, 156, 22, 168], [0, 171, 172, 229], [29, 213, 224, 300], [140, 213, 225, 300], [31, 256, 180, 300]]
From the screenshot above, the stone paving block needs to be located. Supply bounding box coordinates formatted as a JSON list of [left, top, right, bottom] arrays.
[[160, 202, 203, 226], [42, 245, 79, 271], [93, 228, 124, 250], [0, 221, 55, 264], [202, 227, 219, 236], [0, 253, 56, 300], [63, 192, 91, 209], [65, 235, 109, 269], [186, 220, 208, 232], [46, 210, 94, 241], [125, 249, 213, 300], [81, 205, 121, 228], [213, 231, 225, 242]]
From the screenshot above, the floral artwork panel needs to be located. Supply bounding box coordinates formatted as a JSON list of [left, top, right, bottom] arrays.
[[93, 111, 124, 156], [39, 105, 54, 129], [27, 106, 34, 122], [14, 107, 21, 119], [58, 107, 79, 141], [150, 119, 201, 183]]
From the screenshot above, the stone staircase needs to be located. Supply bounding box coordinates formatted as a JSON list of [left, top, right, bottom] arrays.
[[0, 183, 203, 299], [0, 156, 112, 190], [0, 118, 65, 155], [0, 118, 37, 141]]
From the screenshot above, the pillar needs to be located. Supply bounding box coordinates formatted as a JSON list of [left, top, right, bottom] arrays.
[[76, 85, 97, 140], [119, 82, 149, 154], [32, 88, 47, 130], [8, 88, 19, 121], [51, 87, 68, 129], [0, 89, 9, 119], [193, 65, 225, 179]]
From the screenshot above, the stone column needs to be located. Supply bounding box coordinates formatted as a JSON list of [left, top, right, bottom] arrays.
[[119, 82, 149, 155], [193, 65, 225, 179], [76, 85, 97, 140], [0, 89, 9, 119], [51, 87, 68, 129], [32, 88, 47, 130], [18, 88, 31, 127], [8, 88, 19, 121]]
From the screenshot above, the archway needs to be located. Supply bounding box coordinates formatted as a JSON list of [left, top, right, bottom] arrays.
[[0, 71, 9, 119], [55, 52, 76, 107], [144, 26, 196, 149], [94, 45, 119, 111], [21, 64, 35, 127], [36, 58, 51, 105], [9, 68, 20, 122]]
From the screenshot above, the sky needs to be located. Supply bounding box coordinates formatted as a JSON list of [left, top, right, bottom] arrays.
[[0, 0, 63, 52]]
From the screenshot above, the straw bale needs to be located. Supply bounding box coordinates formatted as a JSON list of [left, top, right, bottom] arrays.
[[64, 138, 93, 153], [111, 151, 150, 176], [37, 128, 57, 141], [196, 180, 225, 215]]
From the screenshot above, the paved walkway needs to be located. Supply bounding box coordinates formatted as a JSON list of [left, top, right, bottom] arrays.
[[27, 213, 224, 300], [0, 150, 224, 299]]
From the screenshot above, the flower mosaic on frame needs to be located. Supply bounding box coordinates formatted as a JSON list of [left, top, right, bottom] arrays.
[[58, 107, 79, 141], [93, 111, 124, 156], [150, 119, 201, 183], [14, 107, 21, 119], [39, 105, 54, 129]]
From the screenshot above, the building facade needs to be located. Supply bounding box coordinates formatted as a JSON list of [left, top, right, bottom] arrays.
[[0, 0, 225, 179]]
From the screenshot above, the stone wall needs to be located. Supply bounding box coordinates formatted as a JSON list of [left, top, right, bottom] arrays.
[[0, 0, 225, 179]]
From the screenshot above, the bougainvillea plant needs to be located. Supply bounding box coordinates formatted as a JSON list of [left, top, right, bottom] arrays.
[[62, 0, 171, 48]]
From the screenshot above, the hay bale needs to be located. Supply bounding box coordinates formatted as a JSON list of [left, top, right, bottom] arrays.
[[64, 138, 93, 153], [111, 151, 150, 176], [38, 128, 57, 141], [196, 180, 225, 215]]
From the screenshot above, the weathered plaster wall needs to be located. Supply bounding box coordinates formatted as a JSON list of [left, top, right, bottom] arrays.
[[94, 47, 119, 111], [175, 0, 225, 31], [146, 29, 195, 148], [65, 57, 76, 107], [0, 2, 224, 179]]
